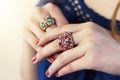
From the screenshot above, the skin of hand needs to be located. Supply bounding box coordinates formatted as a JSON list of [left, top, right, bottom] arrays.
[[36, 22, 120, 77], [23, 3, 68, 63]]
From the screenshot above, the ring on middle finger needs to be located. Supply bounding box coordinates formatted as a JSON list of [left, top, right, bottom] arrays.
[[40, 16, 56, 31]]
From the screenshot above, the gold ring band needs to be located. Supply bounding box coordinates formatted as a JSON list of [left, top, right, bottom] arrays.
[[40, 16, 55, 31]]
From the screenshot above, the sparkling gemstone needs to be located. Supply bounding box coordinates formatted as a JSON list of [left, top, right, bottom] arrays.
[[40, 22, 45, 27], [45, 16, 55, 26]]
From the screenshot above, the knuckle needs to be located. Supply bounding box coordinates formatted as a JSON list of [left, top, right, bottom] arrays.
[[54, 40, 59, 48], [45, 3, 56, 9], [84, 22, 98, 37], [40, 39, 47, 46], [40, 36, 47, 44], [61, 26, 67, 33], [42, 47, 48, 54], [68, 63, 74, 71], [84, 27, 94, 36], [86, 21, 94, 27], [57, 54, 65, 65], [41, 32, 49, 39], [39, 49, 45, 58]]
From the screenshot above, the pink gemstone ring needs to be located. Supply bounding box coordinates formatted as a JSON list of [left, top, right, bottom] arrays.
[[58, 32, 75, 51]]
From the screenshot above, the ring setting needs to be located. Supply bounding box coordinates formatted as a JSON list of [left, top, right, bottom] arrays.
[[40, 16, 55, 31], [58, 32, 75, 51]]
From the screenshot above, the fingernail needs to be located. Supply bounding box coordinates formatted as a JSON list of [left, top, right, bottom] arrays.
[[35, 40, 40, 46], [55, 73, 60, 77], [32, 55, 37, 64], [55, 73, 58, 77], [49, 57, 55, 62], [37, 40, 41, 46], [32, 56, 36, 62], [45, 70, 50, 77]]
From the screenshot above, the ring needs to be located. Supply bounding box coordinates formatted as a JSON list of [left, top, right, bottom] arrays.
[[58, 32, 75, 51], [40, 16, 55, 31]]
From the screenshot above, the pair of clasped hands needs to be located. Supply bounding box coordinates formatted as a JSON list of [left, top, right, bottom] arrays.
[[24, 3, 120, 77]]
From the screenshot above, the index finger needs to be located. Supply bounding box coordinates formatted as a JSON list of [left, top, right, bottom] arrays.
[[38, 24, 81, 46]]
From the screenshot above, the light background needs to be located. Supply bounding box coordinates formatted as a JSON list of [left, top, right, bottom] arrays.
[[0, 0, 38, 80]]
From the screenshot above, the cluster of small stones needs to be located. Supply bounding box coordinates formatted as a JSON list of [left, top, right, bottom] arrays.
[[40, 16, 55, 31], [58, 32, 75, 51]]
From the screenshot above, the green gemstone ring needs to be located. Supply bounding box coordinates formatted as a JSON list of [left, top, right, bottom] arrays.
[[40, 16, 55, 31]]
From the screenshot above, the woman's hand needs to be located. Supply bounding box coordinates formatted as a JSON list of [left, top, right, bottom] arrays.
[[37, 22, 120, 77], [23, 3, 68, 63]]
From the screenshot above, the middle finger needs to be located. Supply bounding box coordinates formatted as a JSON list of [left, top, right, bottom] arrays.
[[34, 31, 82, 63]]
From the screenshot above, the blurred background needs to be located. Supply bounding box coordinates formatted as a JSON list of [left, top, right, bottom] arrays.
[[0, 0, 38, 80]]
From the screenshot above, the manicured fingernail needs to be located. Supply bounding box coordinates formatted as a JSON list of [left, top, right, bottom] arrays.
[[55, 73, 61, 77], [32, 56, 36, 62], [49, 57, 55, 62], [45, 71, 50, 77], [35, 40, 40, 46], [37, 40, 40, 46], [32, 55, 37, 64], [55, 73, 58, 77]]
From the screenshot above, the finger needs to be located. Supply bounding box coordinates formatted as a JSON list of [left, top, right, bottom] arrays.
[[23, 26, 42, 51], [34, 7, 49, 21], [47, 57, 55, 63], [39, 24, 81, 46], [35, 39, 61, 63], [56, 57, 89, 77], [53, 53, 60, 59], [27, 17, 44, 38], [43, 3, 68, 28], [36, 31, 82, 62], [35, 7, 57, 32], [47, 53, 60, 63], [46, 45, 86, 77]]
